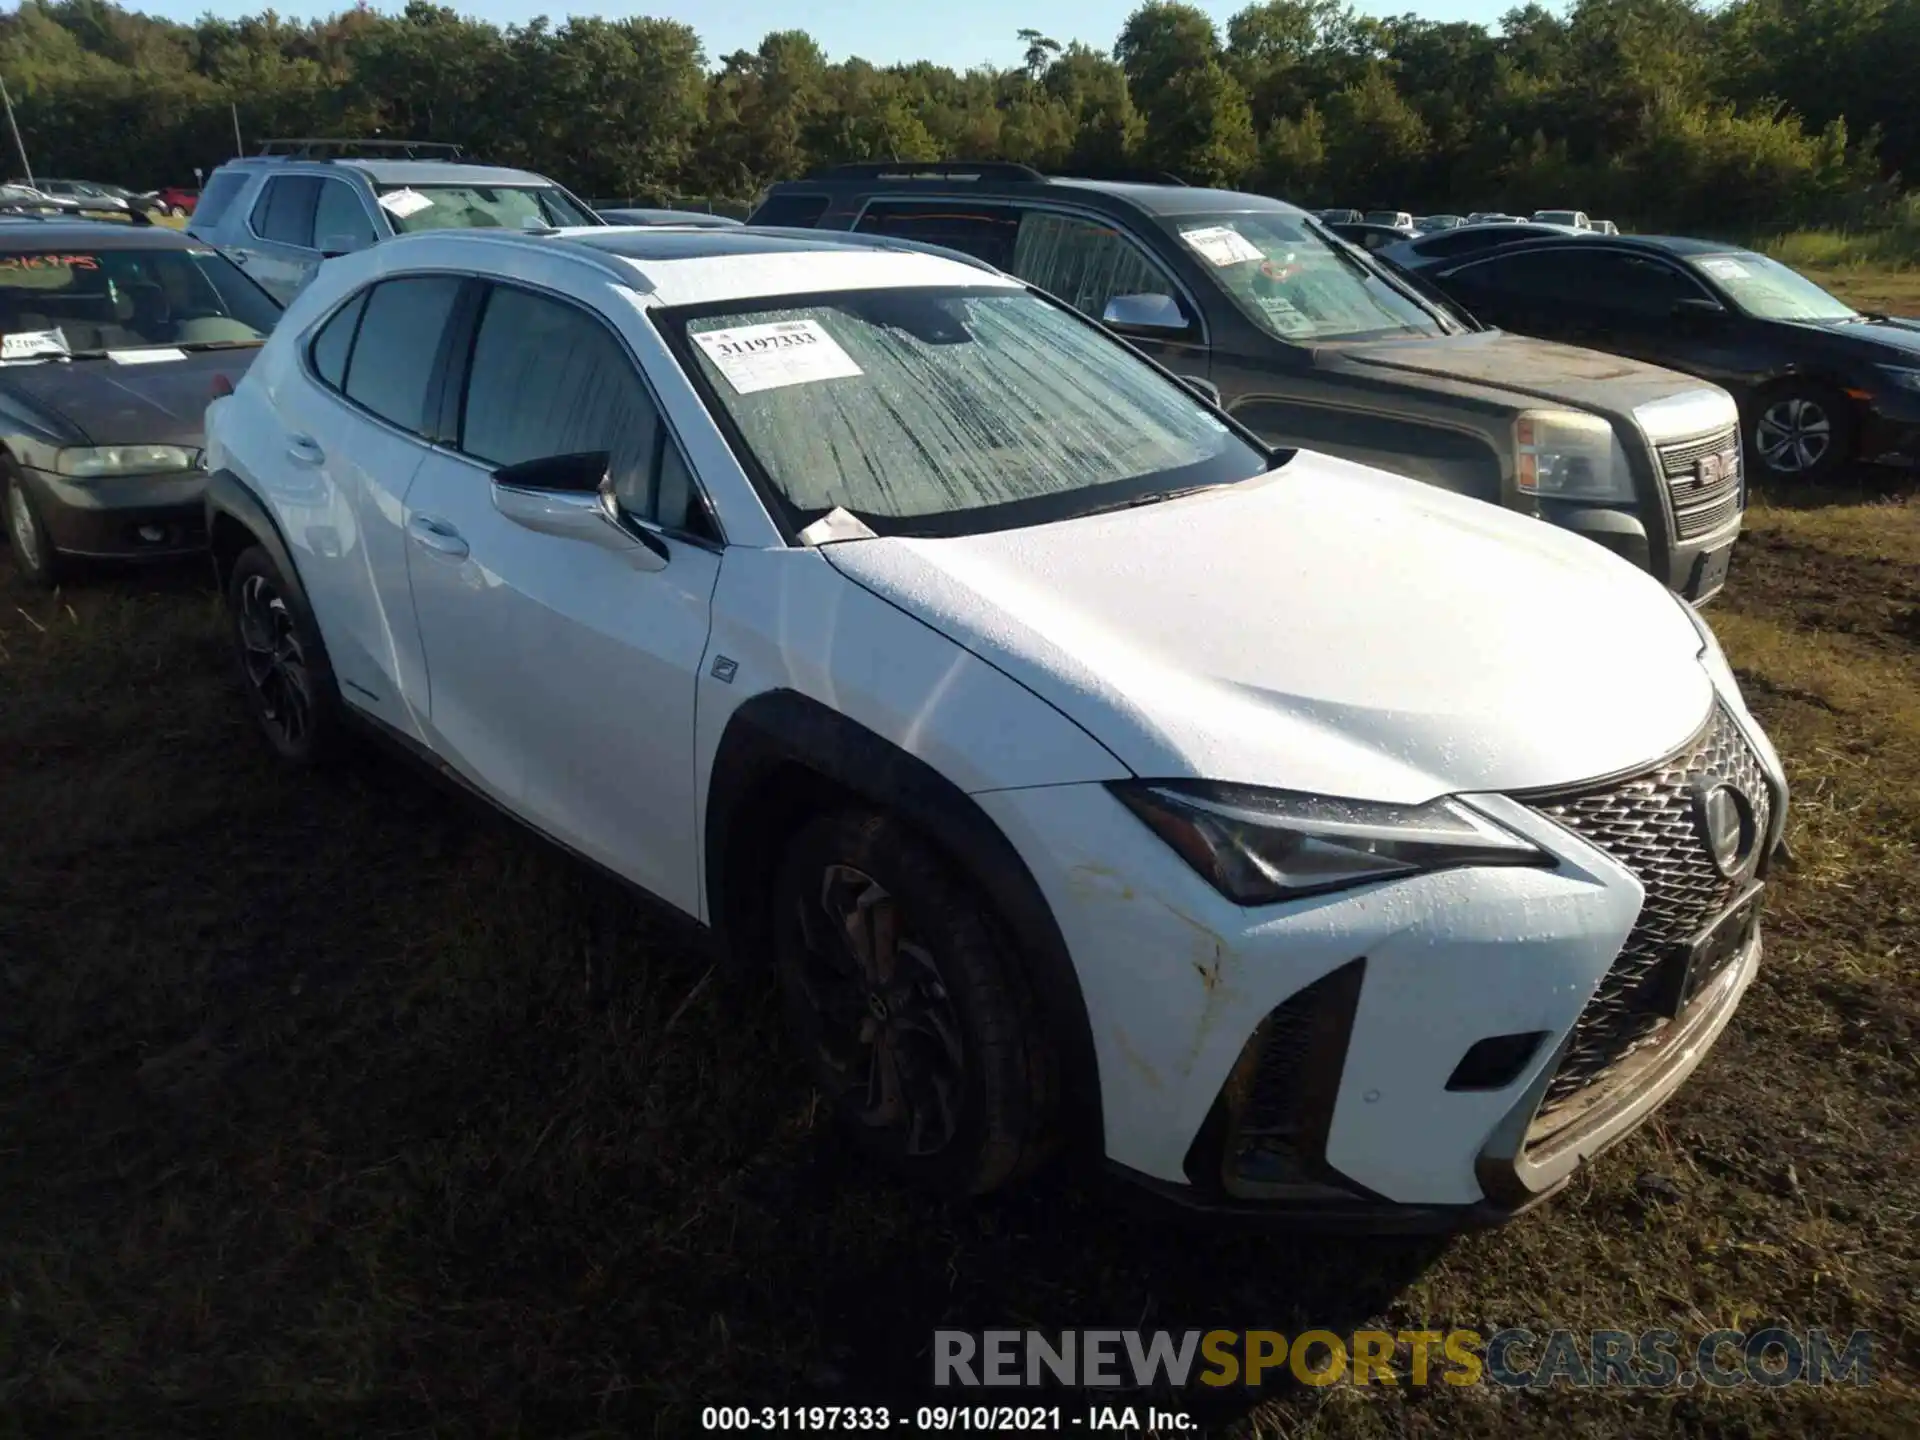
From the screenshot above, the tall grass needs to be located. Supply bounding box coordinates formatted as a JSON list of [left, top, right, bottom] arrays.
[[1756, 192, 1920, 270]]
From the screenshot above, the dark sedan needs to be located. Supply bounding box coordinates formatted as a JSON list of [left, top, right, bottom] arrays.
[[1, 220, 281, 587], [1399, 233, 1920, 482]]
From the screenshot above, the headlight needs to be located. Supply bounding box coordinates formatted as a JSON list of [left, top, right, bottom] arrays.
[[54, 444, 199, 478], [1876, 365, 1920, 395], [1514, 409, 1634, 503], [1108, 781, 1549, 906]]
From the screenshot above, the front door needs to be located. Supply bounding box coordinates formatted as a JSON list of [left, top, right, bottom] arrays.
[[402, 280, 719, 917]]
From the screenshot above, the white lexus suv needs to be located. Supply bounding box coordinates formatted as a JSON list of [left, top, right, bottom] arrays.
[[202, 226, 1787, 1226]]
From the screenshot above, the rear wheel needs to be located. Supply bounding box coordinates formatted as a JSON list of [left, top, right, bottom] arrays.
[[771, 810, 1058, 1196], [1749, 381, 1852, 484], [225, 545, 342, 765], [3, 466, 58, 590]]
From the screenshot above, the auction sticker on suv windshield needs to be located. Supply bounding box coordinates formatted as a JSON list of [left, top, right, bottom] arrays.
[[377, 188, 434, 218], [1180, 224, 1265, 267], [693, 319, 863, 394], [1, 329, 69, 361]]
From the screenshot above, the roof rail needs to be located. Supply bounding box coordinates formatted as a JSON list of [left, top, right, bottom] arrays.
[[813, 160, 1047, 183], [256, 138, 468, 162]]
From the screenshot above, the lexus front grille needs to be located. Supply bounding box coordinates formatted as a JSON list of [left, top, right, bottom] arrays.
[[1525, 704, 1772, 1132]]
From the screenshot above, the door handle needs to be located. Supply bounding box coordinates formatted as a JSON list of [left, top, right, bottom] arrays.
[[285, 433, 325, 465], [407, 514, 469, 559]]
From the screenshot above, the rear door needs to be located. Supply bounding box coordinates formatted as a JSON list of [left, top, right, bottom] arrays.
[[401, 280, 720, 914], [236, 175, 323, 303]]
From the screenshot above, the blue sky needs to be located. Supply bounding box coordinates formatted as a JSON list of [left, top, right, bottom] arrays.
[[139, 0, 1526, 68]]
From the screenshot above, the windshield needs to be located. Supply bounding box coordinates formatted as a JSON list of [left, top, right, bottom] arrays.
[[666, 287, 1269, 538], [0, 244, 280, 358], [377, 183, 597, 233], [1690, 252, 1856, 322], [1168, 212, 1445, 344]]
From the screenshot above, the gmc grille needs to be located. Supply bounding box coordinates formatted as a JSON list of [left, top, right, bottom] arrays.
[[1525, 704, 1772, 1132], [1658, 425, 1743, 541]]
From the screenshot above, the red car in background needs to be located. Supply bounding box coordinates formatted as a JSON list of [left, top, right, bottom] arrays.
[[153, 186, 198, 216]]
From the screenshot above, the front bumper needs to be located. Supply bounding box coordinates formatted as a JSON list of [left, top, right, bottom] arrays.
[[975, 698, 1783, 1228], [1857, 392, 1920, 467], [18, 464, 209, 558]]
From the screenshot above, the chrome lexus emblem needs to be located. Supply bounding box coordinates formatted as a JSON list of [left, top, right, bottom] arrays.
[[1694, 780, 1756, 877]]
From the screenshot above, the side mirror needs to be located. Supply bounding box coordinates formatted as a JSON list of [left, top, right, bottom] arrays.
[[1673, 296, 1725, 320], [491, 451, 668, 567], [317, 232, 368, 260], [492, 450, 610, 494], [1102, 292, 1188, 334]]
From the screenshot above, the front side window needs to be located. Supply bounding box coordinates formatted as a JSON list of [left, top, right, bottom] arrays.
[[1167, 211, 1444, 343], [253, 176, 322, 246], [663, 286, 1269, 539], [459, 284, 659, 512], [1009, 211, 1178, 326], [376, 184, 596, 233], [1449, 250, 1588, 304], [312, 180, 377, 251], [0, 244, 281, 355], [341, 276, 462, 434], [1687, 252, 1855, 322]]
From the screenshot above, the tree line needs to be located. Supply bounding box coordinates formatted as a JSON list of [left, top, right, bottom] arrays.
[[2, 0, 1915, 234]]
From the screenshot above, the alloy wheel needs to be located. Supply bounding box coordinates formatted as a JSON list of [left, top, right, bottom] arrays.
[[791, 863, 966, 1156], [236, 573, 313, 751], [1754, 396, 1832, 474], [7, 483, 40, 574]]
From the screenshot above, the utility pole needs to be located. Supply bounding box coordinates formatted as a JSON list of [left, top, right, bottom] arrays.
[[231, 101, 244, 158], [1, 77, 32, 189]]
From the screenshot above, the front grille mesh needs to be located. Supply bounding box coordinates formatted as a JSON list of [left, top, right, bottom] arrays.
[[1658, 425, 1743, 541], [1528, 704, 1771, 1119]]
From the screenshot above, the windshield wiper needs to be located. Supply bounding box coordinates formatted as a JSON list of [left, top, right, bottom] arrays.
[[175, 339, 264, 352], [1077, 483, 1225, 517]]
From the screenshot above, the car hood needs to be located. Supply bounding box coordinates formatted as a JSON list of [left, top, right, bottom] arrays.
[[824, 451, 1713, 803], [1326, 328, 1708, 415], [1794, 313, 1920, 362], [0, 347, 260, 446]]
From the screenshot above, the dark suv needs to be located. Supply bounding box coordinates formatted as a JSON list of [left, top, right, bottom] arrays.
[[752, 163, 1747, 602]]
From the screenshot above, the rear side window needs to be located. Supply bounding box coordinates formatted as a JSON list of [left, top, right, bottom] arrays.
[[1413, 227, 1534, 260], [1447, 250, 1586, 303], [749, 192, 830, 228], [309, 291, 368, 391], [252, 176, 322, 247], [342, 276, 462, 434], [855, 201, 1019, 269], [191, 170, 250, 230]]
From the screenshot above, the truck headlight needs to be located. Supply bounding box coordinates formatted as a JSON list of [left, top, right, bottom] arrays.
[[1109, 781, 1549, 906], [1515, 409, 1634, 503], [54, 444, 199, 478]]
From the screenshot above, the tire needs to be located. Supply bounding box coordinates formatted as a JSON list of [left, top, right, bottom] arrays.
[[3, 465, 59, 590], [1747, 380, 1853, 484], [771, 809, 1059, 1197], [225, 544, 343, 765], [169, 205, 187, 218]]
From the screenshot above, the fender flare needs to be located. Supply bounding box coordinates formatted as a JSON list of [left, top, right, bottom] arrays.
[[705, 688, 1104, 1157], [204, 467, 301, 596]]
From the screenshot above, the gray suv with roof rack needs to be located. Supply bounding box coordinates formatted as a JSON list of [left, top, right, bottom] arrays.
[[188, 138, 603, 305], [750, 162, 1748, 602]]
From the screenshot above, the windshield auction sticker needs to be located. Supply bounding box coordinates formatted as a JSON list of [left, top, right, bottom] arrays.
[[1, 329, 70, 361], [1180, 224, 1265, 267], [377, 188, 434, 218], [693, 319, 864, 394]]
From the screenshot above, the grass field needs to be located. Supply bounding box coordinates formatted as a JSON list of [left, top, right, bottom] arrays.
[[2, 374, 1918, 1431]]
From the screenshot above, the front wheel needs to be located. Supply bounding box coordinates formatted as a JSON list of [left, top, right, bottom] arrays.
[[1748, 382, 1853, 484], [225, 545, 342, 765], [771, 810, 1059, 1197], [3, 467, 59, 590]]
